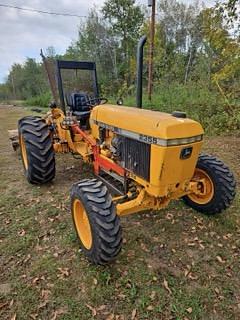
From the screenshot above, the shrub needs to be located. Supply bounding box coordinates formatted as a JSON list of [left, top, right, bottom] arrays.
[[25, 92, 52, 108]]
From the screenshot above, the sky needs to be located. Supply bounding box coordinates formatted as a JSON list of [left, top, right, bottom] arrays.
[[0, 0, 214, 83]]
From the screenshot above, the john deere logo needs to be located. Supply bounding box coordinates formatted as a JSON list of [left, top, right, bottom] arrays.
[[180, 147, 193, 159]]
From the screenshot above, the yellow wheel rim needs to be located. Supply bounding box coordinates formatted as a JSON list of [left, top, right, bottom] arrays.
[[20, 134, 28, 170], [73, 199, 92, 250], [188, 168, 214, 204]]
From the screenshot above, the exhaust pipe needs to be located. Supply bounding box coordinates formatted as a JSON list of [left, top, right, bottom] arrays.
[[136, 35, 147, 108]]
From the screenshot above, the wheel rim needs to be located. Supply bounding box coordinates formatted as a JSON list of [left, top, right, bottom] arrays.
[[73, 199, 92, 250], [20, 134, 28, 170], [188, 168, 214, 204]]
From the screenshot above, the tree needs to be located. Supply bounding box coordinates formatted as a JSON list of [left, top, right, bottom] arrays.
[[218, 0, 240, 34], [5, 59, 48, 100], [156, 0, 203, 83], [201, 7, 240, 105], [102, 0, 144, 85], [65, 9, 118, 93]]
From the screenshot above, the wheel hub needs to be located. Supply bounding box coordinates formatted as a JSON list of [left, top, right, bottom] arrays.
[[188, 168, 214, 204], [73, 199, 92, 249], [20, 134, 28, 170]]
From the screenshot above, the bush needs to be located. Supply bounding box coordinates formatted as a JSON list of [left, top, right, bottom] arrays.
[[25, 92, 52, 108], [123, 83, 240, 135]]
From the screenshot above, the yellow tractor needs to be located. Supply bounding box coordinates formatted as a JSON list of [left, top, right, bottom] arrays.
[[18, 37, 236, 264]]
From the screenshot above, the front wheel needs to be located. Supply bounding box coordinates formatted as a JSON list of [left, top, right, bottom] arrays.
[[183, 154, 236, 214], [70, 179, 122, 265]]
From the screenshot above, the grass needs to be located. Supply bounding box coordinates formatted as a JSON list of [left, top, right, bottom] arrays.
[[0, 104, 240, 320]]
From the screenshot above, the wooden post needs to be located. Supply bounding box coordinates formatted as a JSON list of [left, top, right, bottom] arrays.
[[40, 49, 59, 104], [147, 0, 156, 101], [11, 73, 16, 100]]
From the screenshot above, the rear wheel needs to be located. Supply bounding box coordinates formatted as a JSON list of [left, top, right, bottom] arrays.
[[18, 116, 55, 184], [71, 179, 122, 265], [183, 154, 236, 214]]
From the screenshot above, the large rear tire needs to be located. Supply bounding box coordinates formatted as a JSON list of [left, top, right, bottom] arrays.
[[18, 116, 55, 184], [183, 154, 236, 214], [71, 178, 122, 265]]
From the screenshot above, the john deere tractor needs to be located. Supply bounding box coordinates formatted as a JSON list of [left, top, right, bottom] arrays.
[[18, 36, 236, 264]]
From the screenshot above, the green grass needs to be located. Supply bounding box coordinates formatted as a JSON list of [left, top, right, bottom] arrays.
[[0, 104, 240, 319]]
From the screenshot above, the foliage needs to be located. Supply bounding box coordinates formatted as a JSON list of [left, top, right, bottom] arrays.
[[102, 0, 144, 85], [65, 9, 118, 92], [124, 82, 240, 134], [217, 0, 240, 33], [9, 59, 48, 100], [25, 92, 52, 108]]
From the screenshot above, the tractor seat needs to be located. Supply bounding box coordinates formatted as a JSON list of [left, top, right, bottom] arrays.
[[65, 92, 91, 119]]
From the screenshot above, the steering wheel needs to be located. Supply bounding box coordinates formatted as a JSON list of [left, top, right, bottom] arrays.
[[86, 97, 108, 107]]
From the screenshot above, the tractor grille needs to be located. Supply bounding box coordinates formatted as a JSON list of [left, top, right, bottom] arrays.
[[121, 137, 150, 181]]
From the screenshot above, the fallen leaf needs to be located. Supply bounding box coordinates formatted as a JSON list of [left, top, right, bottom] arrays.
[[23, 254, 31, 264], [215, 287, 220, 294], [106, 314, 114, 320], [57, 267, 70, 279], [32, 277, 39, 285], [5, 219, 11, 225], [50, 307, 67, 320], [97, 305, 106, 311], [166, 213, 173, 220], [163, 278, 172, 294], [41, 289, 51, 300], [86, 304, 97, 317], [140, 243, 149, 252], [18, 229, 26, 236], [184, 269, 191, 277], [216, 256, 225, 264], [150, 291, 156, 301], [10, 314, 16, 320], [0, 301, 8, 310], [147, 305, 154, 311], [188, 273, 198, 280], [187, 243, 196, 247], [186, 307, 192, 314], [131, 309, 137, 319], [38, 301, 48, 309]]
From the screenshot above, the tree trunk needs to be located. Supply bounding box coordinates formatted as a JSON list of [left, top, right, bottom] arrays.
[[184, 48, 192, 84]]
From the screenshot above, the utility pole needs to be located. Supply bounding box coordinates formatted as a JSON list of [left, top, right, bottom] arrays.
[[147, 0, 156, 101]]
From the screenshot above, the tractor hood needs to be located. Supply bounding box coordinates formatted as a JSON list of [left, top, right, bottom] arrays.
[[90, 104, 204, 144]]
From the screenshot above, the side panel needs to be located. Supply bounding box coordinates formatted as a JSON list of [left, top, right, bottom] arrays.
[[149, 141, 203, 197]]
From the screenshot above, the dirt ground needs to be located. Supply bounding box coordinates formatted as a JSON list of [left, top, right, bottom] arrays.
[[0, 104, 240, 320]]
